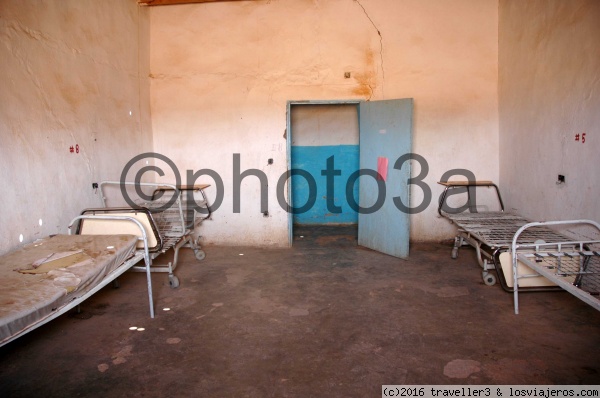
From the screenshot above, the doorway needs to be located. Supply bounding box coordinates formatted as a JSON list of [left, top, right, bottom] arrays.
[[289, 102, 360, 249], [286, 99, 414, 258], [290, 103, 360, 225]]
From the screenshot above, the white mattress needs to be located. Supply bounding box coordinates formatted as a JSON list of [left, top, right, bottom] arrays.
[[0, 234, 137, 344]]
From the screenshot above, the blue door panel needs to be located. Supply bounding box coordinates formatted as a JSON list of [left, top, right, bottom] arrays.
[[291, 145, 359, 225]]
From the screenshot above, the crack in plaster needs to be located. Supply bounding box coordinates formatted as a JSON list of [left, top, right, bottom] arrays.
[[2, 34, 66, 131], [20, 55, 69, 131], [2, 18, 82, 56], [1, 18, 133, 76], [354, 0, 385, 98]]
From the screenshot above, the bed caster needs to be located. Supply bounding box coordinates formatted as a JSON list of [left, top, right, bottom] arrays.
[[451, 237, 460, 259], [451, 247, 459, 259], [169, 275, 180, 289], [194, 249, 206, 261], [482, 273, 496, 286]]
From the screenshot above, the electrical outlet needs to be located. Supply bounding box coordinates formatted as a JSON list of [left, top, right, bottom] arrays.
[[92, 182, 99, 189], [268, 158, 273, 165]]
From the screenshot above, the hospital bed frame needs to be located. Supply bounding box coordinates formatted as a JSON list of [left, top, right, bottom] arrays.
[[511, 220, 600, 314], [91, 181, 209, 288], [438, 181, 575, 290], [0, 215, 155, 348], [439, 181, 600, 313]]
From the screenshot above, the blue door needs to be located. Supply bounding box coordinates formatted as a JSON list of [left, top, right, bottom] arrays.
[[291, 145, 359, 225], [358, 99, 413, 258]]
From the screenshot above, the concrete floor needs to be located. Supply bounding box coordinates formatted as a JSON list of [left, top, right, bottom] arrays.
[[1, 225, 600, 397]]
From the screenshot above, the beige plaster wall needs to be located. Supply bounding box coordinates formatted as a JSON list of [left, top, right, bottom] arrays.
[[150, 0, 499, 246], [499, 1, 600, 226], [291, 105, 359, 147], [0, 0, 152, 255]]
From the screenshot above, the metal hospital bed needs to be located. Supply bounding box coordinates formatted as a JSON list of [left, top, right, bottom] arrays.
[[82, 181, 210, 288], [511, 220, 600, 314], [438, 182, 600, 315], [0, 214, 155, 348]]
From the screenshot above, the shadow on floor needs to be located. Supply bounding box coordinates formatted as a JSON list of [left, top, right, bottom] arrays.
[[293, 224, 358, 248]]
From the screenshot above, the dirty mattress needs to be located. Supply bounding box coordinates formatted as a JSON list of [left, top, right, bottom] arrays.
[[0, 234, 137, 344]]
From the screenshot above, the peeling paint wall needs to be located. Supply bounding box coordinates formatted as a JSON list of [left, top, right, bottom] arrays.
[[499, 1, 600, 224], [0, 0, 152, 255], [150, 0, 499, 246]]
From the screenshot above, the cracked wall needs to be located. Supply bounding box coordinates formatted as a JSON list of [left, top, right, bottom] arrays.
[[0, 0, 152, 255], [150, 0, 499, 245], [499, 0, 600, 226]]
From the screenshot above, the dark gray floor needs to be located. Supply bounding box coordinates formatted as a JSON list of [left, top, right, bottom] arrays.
[[1, 225, 599, 397]]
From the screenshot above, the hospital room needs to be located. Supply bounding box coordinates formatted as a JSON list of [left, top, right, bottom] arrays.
[[1, 0, 599, 395]]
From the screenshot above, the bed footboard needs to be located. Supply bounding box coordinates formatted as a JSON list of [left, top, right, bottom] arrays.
[[511, 220, 600, 314]]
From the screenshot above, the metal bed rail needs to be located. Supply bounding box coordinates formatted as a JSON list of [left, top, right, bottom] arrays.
[[438, 181, 521, 287], [439, 181, 575, 290], [100, 181, 187, 233], [437, 180, 504, 217], [511, 220, 600, 314], [69, 214, 155, 318], [98, 181, 207, 288]]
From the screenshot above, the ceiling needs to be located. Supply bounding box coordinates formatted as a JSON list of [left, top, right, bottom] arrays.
[[138, 0, 252, 6]]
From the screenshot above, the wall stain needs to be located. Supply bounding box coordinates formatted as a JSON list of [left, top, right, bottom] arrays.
[[352, 49, 376, 99], [531, 1, 592, 49]]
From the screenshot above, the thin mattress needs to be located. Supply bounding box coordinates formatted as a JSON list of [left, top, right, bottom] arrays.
[[0, 234, 137, 344]]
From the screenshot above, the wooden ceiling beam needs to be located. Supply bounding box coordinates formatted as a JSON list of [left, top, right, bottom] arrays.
[[138, 0, 251, 6]]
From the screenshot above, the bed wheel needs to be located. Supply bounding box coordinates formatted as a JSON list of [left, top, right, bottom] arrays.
[[169, 275, 180, 289], [483, 273, 496, 286], [451, 247, 459, 259], [194, 249, 206, 261]]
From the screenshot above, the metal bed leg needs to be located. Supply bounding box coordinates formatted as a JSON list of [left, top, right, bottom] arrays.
[[451, 236, 461, 259], [167, 236, 192, 289], [185, 234, 206, 261], [481, 261, 497, 286], [143, 251, 155, 318], [171, 237, 186, 271], [453, 232, 498, 286], [471, 240, 497, 285], [166, 261, 179, 289]]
